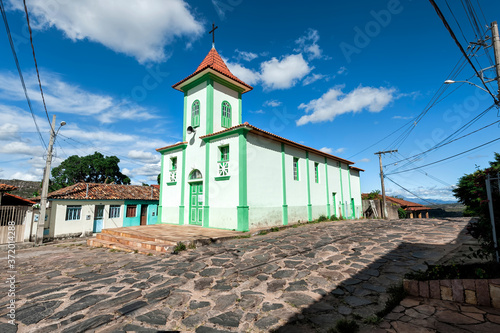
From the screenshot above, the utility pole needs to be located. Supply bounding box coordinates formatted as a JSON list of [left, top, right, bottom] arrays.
[[491, 21, 500, 101], [36, 115, 56, 245], [374, 150, 398, 219]]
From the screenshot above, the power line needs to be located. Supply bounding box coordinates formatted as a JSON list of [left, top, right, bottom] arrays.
[[385, 176, 438, 206], [428, 0, 499, 104], [23, 0, 52, 130], [0, 0, 46, 149], [386, 136, 500, 175]]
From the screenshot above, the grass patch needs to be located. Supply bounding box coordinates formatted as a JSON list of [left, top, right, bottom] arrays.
[[318, 215, 328, 222], [236, 234, 251, 239], [363, 315, 382, 325], [328, 319, 359, 333], [188, 242, 197, 249], [270, 227, 280, 232], [173, 242, 186, 252], [376, 283, 407, 319], [259, 230, 268, 235], [405, 262, 500, 280]]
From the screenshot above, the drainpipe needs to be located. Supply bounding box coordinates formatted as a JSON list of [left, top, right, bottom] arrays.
[[86, 184, 88, 198]]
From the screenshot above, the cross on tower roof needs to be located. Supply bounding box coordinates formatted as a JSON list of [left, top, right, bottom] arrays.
[[209, 22, 218, 48]]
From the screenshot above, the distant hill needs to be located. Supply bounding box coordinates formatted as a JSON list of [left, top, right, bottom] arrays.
[[407, 198, 458, 205], [0, 179, 41, 199]]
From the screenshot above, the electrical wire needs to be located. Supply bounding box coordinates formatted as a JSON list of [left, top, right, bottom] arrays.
[[23, 0, 52, 130], [0, 0, 46, 149], [385, 176, 438, 206], [386, 136, 500, 175]]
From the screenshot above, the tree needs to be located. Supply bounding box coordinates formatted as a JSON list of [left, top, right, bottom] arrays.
[[157, 173, 161, 185], [453, 152, 500, 259], [50, 152, 131, 191]]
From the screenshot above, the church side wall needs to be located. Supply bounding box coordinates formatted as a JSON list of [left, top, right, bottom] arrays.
[[160, 150, 183, 224], [349, 169, 362, 218], [308, 152, 328, 220], [246, 134, 283, 228], [207, 135, 239, 229], [326, 159, 342, 218]]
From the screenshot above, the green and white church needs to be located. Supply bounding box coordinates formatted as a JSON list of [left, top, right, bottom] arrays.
[[156, 46, 363, 231]]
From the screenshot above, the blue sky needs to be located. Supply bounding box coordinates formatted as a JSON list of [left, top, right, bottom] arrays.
[[1, 0, 500, 201]]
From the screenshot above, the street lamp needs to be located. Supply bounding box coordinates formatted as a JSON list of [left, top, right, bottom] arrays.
[[36, 116, 66, 245], [444, 79, 491, 93]]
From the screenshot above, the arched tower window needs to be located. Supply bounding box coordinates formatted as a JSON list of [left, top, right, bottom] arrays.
[[192, 100, 200, 128], [221, 101, 231, 128], [189, 169, 202, 180]]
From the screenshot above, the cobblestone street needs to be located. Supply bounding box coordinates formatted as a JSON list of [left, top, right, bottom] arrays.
[[0, 218, 477, 332]]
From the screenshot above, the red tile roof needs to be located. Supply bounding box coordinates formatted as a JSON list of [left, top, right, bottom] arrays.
[[2, 193, 36, 205], [172, 47, 253, 93], [46, 183, 159, 201], [361, 193, 430, 211], [156, 141, 187, 152], [0, 184, 18, 191], [199, 122, 355, 165]]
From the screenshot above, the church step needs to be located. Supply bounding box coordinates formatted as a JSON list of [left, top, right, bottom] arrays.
[[86, 238, 163, 256], [96, 233, 175, 253], [101, 228, 173, 244]]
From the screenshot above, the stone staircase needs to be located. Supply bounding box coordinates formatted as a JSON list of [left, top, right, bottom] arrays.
[[87, 227, 177, 255]]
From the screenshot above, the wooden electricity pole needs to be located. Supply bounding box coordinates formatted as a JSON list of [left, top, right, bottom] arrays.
[[374, 150, 398, 219], [491, 21, 500, 102]]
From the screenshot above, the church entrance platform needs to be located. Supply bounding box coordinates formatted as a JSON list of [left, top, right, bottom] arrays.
[[87, 224, 249, 255]]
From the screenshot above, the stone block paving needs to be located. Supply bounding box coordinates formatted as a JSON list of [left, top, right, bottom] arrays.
[[0, 217, 491, 332]]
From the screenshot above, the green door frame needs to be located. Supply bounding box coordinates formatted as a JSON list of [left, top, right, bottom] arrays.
[[189, 182, 203, 225]]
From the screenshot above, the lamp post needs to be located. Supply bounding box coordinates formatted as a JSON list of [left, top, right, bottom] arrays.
[[444, 80, 491, 93], [36, 115, 66, 245]]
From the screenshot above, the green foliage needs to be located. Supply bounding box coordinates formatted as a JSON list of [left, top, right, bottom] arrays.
[[363, 316, 382, 325], [330, 215, 339, 221], [157, 173, 161, 185], [318, 215, 328, 222], [50, 152, 130, 191], [259, 230, 268, 235], [397, 207, 407, 219], [270, 227, 280, 232], [376, 283, 407, 319], [365, 189, 381, 200], [453, 152, 500, 259], [331, 319, 359, 333], [173, 242, 186, 252]]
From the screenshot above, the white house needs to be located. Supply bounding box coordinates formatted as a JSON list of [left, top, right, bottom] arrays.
[[42, 183, 159, 238], [157, 47, 363, 231]]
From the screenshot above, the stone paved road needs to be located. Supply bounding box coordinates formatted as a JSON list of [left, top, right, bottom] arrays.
[[0, 218, 471, 332]]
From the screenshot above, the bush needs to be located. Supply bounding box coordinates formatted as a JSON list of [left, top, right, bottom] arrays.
[[453, 153, 500, 260], [318, 215, 328, 222], [331, 319, 359, 333], [398, 207, 407, 219]]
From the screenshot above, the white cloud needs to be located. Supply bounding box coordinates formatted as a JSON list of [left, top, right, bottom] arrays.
[[260, 54, 312, 90], [295, 29, 324, 60], [249, 109, 265, 114], [0, 71, 158, 123], [392, 115, 413, 120], [264, 100, 282, 107], [303, 73, 328, 86], [8, 0, 203, 63], [225, 61, 261, 86], [128, 150, 160, 163], [337, 66, 347, 75], [356, 158, 370, 163], [320, 147, 345, 155], [297, 85, 396, 126], [235, 49, 258, 62], [387, 186, 456, 202]]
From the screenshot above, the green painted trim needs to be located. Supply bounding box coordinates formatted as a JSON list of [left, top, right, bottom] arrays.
[[206, 78, 214, 135], [203, 142, 210, 227], [348, 169, 353, 219], [237, 131, 249, 231], [166, 182, 177, 186], [215, 176, 230, 181], [179, 148, 187, 225], [324, 157, 331, 218], [221, 100, 232, 128], [157, 143, 187, 154], [201, 126, 250, 143], [339, 163, 345, 218], [180, 72, 247, 94], [183, 92, 187, 141], [306, 152, 312, 221], [238, 92, 242, 124], [158, 154, 164, 222], [191, 99, 200, 128], [281, 143, 288, 225]]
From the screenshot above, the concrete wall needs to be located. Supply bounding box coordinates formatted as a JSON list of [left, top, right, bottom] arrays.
[[362, 199, 399, 219]]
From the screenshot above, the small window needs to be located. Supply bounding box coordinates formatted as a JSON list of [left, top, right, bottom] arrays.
[[171, 157, 177, 170], [293, 157, 299, 181], [109, 205, 121, 218], [189, 169, 202, 180], [66, 205, 81, 221], [192, 100, 200, 127], [220, 146, 229, 161], [221, 101, 231, 128], [126, 205, 137, 218], [314, 162, 319, 183]]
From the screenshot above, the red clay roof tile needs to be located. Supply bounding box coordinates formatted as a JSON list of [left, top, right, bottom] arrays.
[[46, 183, 159, 201]]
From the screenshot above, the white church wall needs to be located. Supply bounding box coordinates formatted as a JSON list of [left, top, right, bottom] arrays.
[[284, 146, 309, 223], [160, 150, 183, 224], [213, 81, 239, 133], [326, 160, 342, 218], [246, 134, 283, 228], [350, 169, 362, 218], [207, 135, 239, 229], [308, 153, 328, 219], [341, 163, 353, 218]]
